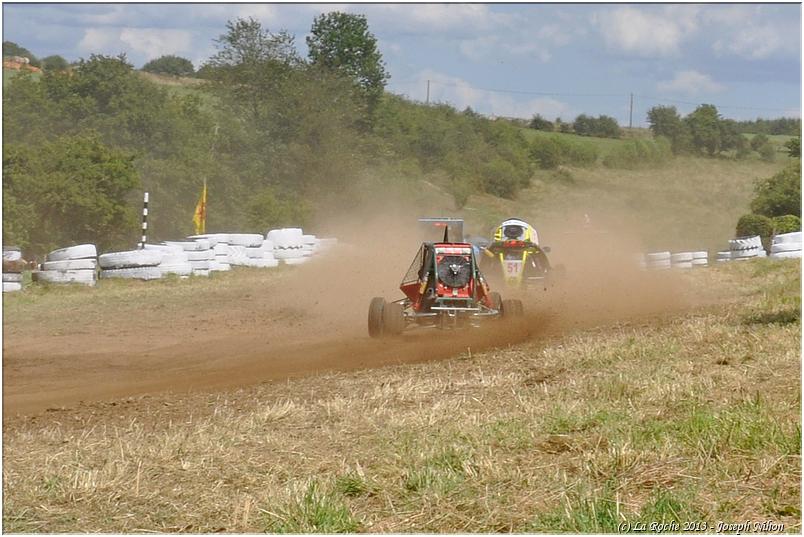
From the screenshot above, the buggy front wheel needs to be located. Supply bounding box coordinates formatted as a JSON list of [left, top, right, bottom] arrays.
[[368, 297, 386, 338]]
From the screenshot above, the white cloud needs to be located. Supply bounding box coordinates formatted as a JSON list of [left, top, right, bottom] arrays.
[[459, 32, 554, 64], [77, 28, 120, 52], [593, 6, 698, 57], [403, 69, 572, 120], [713, 25, 786, 60], [119, 28, 192, 60], [657, 70, 725, 95], [359, 4, 509, 36]]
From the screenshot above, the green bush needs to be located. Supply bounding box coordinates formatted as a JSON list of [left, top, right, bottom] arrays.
[[736, 214, 774, 247], [750, 133, 770, 151], [481, 158, 519, 199], [562, 138, 599, 167], [751, 160, 801, 218], [530, 136, 598, 169], [772, 215, 801, 234], [602, 139, 672, 169], [245, 187, 310, 231], [530, 137, 563, 169], [758, 142, 776, 162]]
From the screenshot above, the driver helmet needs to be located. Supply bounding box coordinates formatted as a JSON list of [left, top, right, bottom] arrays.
[[494, 218, 539, 245]]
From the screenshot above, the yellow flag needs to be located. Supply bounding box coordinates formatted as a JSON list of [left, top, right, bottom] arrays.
[[193, 181, 207, 234]]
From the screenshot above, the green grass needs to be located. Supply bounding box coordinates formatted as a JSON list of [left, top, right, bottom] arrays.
[[262, 481, 361, 533], [3, 260, 800, 532], [3, 68, 40, 87]]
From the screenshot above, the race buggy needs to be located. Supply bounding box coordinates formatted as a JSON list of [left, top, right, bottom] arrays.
[[368, 225, 523, 338], [479, 218, 561, 290]]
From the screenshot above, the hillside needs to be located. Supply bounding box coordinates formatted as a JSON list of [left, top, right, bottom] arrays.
[[3, 52, 795, 261]]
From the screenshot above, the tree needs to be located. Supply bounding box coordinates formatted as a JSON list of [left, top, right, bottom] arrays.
[[758, 142, 776, 162], [307, 12, 389, 105], [3, 135, 140, 255], [685, 104, 722, 156], [41, 55, 68, 71], [784, 137, 800, 158], [529, 114, 553, 131], [595, 115, 621, 138], [750, 133, 770, 151], [572, 114, 594, 136], [3, 40, 38, 65], [751, 160, 801, 218], [142, 55, 195, 77], [203, 18, 301, 131], [647, 105, 690, 153]]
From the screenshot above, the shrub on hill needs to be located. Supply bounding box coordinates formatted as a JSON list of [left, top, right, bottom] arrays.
[[142, 55, 195, 77], [772, 215, 801, 234], [602, 137, 672, 169], [736, 214, 774, 250], [3, 134, 139, 254], [529, 136, 599, 169], [751, 160, 801, 218], [529, 114, 553, 131]]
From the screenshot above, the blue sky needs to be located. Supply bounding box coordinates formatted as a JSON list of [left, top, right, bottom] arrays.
[[3, 3, 801, 126]]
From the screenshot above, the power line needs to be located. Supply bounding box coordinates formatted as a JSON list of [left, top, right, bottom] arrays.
[[427, 79, 624, 99], [388, 79, 799, 124]]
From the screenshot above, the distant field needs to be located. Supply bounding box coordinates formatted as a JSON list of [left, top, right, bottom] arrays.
[[3, 68, 40, 87], [520, 128, 629, 153]]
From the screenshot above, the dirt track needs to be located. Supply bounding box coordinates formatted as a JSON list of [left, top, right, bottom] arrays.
[[3, 228, 697, 418]]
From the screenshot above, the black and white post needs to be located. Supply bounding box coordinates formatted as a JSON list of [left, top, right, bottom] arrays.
[[140, 191, 149, 248]]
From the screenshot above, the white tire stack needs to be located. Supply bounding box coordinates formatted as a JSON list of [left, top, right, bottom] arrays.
[[716, 251, 732, 263], [729, 235, 765, 261], [301, 234, 317, 257], [645, 251, 671, 270], [164, 240, 213, 276], [257, 239, 279, 268], [268, 228, 305, 262], [691, 251, 708, 267], [3, 247, 24, 292], [99, 249, 163, 280], [34, 244, 98, 286], [770, 232, 802, 259], [189, 234, 232, 271], [671, 252, 694, 269], [145, 244, 192, 277]]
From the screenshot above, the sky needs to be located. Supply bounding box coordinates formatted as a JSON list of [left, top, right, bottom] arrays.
[[3, 2, 801, 126]]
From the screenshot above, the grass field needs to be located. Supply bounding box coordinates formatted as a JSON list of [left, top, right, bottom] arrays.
[[441, 155, 787, 255], [3, 259, 800, 533]]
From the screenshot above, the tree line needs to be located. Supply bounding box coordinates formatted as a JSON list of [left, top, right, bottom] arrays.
[[3, 15, 538, 255]]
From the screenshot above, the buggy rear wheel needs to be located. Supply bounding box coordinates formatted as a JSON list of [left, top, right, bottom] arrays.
[[368, 297, 386, 338], [383, 302, 405, 335], [502, 298, 524, 318], [489, 291, 502, 313]]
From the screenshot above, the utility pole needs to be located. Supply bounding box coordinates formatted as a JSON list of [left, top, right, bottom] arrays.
[[629, 93, 634, 129], [426, 80, 430, 105]]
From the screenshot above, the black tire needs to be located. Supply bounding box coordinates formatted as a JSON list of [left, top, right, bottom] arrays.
[[383, 301, 405, 335], [368, 297, 386, 338], [502, 298, 524, 318], [489, 291, 502, 312]]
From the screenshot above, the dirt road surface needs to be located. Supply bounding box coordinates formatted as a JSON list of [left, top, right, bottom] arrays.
[[3, 228, 696, 418]]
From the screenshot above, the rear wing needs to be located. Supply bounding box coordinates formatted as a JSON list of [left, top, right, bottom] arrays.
[[418, 217, 464, 243]]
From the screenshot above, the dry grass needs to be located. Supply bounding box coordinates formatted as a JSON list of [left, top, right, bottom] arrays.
[[3, 260, 800, 533], [458, 156, 787, 253]]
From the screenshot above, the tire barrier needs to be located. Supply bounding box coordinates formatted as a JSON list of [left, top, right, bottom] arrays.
[[34, 244, 98, 287], [3, 246, 24, 292], [16, 228, 337, 292], [770, 232, 802, 259]]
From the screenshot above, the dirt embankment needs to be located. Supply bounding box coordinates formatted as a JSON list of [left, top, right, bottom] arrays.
[[3, 210, 697, 418]]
